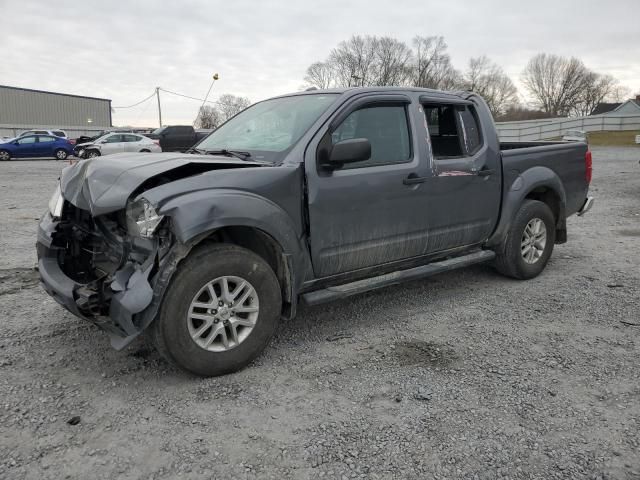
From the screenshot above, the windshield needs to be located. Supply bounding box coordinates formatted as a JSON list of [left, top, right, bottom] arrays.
[[197, 94, 338, 160], [152, 127, 166, 135]]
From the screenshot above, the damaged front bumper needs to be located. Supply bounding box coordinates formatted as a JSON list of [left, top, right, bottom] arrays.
[[37, 209, 176, 350]]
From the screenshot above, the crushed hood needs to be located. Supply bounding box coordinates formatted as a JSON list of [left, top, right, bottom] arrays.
[[60, 152, 267, 216]]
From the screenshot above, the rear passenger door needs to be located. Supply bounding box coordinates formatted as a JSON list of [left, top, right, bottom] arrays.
[[122, 134, 143, 152], [421, 99, 502, 252], [35, 135, 57, 156], [172, 126, 195, 151]]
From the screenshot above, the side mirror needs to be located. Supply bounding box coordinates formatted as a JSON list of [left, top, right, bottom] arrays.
[[100, 140, 108, 144], [324, 138, 371, 168]]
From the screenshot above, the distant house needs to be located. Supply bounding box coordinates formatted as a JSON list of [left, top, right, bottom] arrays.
[[590, 102, 620, 115], [591, 96, 640, 116]]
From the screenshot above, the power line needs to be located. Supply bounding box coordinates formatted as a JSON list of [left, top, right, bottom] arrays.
[[159, 88, 237, 107], [112, 91, 156, 109]]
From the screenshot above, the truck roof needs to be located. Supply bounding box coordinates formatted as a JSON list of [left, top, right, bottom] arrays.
[[275, 86, 470, 100]]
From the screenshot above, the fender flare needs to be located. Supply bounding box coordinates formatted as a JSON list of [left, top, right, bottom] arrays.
[[486, 166, 567, 247], [155, 189, 309, 293]]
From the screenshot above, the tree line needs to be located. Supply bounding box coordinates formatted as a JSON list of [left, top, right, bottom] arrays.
[[304, 35, 632, 120], [195, 94, 252, 129]]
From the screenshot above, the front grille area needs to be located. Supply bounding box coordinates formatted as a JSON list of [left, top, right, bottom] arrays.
[[53, 203, 127, 284]]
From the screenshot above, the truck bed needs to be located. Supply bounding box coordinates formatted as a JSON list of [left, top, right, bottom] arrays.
[[500, 140, 589, 218]]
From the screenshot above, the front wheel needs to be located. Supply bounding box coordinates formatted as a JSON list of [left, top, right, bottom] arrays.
[[494, 200, 556, 279], [0, 150, 10, 161], [152, 244, 282, 377], [86, 149, 100, 158], [54, 149, 68, 160]]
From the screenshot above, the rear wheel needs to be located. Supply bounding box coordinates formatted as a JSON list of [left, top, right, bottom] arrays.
[[494, 200, 556, 279], [0, 150, 10, 161], [86, 149, 100, 158], [152, 244, 282, 377], [54, 149, 68, 160]]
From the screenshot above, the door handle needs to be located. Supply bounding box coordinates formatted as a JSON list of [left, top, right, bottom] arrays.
[[477, 168, 496, 177], [403, 173, 428, 185]]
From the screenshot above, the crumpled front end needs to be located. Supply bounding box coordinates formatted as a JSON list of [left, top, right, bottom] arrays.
[[37, 199, 173, 349]]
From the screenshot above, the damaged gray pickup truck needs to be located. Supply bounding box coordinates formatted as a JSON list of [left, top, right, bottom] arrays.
[[37, 87, 594, 376]]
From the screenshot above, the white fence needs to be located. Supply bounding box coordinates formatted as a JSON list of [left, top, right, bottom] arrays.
[[495, 114, 640, 141]]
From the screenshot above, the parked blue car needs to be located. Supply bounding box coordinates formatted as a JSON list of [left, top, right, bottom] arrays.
[[0, 134, 74, 161]]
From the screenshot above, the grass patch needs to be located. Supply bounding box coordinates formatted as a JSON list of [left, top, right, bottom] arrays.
[[587, 131, 640, 146]]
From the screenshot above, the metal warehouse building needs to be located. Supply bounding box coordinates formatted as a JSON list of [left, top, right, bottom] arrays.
[[0, 85, 112, 138]]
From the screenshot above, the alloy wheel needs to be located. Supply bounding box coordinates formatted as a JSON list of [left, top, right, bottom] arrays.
[[187, 276, 259, 352], [521, 218, 547, 264]]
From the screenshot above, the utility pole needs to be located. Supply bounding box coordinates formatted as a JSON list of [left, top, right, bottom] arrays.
[[155, 87, 162, 128], [194, 73, 219, 126]]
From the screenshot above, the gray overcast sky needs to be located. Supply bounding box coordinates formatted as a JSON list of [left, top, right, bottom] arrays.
[[1, 0, 638, 127]]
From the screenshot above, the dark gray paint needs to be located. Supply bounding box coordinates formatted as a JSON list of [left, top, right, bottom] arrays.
[[38, 86, 591, 348]]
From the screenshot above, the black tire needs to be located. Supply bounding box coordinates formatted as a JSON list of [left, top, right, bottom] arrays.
[[152, 244, 282, 377], [0, 149, 10, 161], [86, 149, 100, 158], [54, 149, 68, 160], [494, 200, 556, 279]]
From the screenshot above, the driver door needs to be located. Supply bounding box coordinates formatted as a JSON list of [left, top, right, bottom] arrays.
[[100, 134, 125, 155], [305, 95, 432, 278], [15, 136, 39, 157]]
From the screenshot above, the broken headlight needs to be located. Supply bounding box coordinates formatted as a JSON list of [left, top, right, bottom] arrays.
[[48, 183, 64, 218], [126, 197, 164, 238]]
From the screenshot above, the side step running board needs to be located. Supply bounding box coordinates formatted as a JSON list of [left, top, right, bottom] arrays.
[[302, 250, 495, 306]]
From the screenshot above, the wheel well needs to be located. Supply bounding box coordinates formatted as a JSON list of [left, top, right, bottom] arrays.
[[140, 149, 151, 152], [201, 226, 293, 317], [524, 187, 566, 243]]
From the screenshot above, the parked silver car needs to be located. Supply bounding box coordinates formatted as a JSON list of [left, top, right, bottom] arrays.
[[74, 133, 162, 158]]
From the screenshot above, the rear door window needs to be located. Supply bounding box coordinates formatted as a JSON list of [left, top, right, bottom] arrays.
[[458, 107, 482, 155], [38, 136, 56, 143], [123, 134, 141, 142], [423, 104, 482, 158]]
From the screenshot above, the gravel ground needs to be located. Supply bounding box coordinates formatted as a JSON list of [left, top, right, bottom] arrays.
[[1, 147, 639, 480]]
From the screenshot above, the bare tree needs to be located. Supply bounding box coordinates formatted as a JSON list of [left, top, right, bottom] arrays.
[[410, 36, 461, 90], [195, 105, 221, 129], [522, 54, 593, 116], [304, 61, 336, 89], [572, 73, 617, 116], [216, 94, 251, 122], [372, 36, 413, 86], [463, 56, 519, 117], [194, 94, 251, 128], [327, 35, 378, 87], [608, 84, 631, 103]]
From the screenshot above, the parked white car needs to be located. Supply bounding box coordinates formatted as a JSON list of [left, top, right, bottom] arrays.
[[74, 133, 162, 158]]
